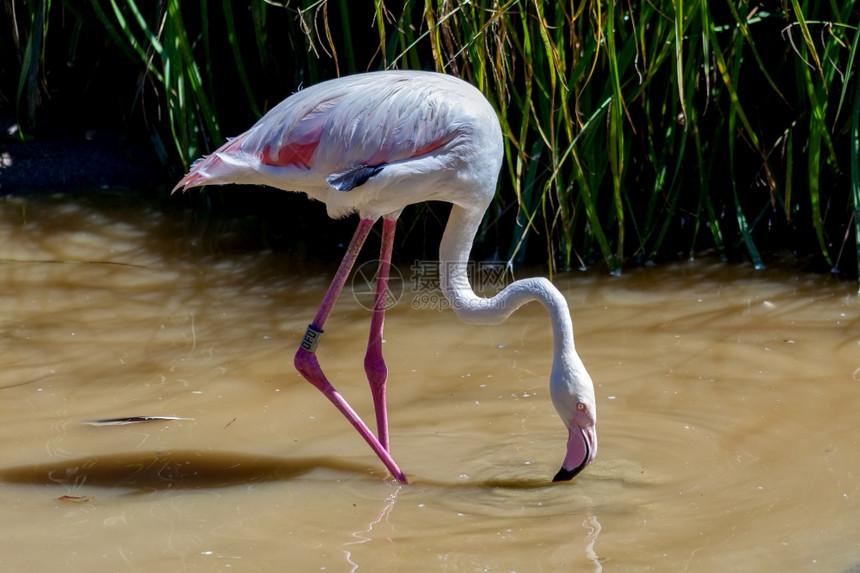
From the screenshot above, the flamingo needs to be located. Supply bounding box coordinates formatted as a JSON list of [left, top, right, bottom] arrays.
[[173, 70, 596, 483]]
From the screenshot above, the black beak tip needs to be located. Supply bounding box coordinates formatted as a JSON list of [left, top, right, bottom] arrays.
[[552, 466, 581, 482], [552, 454, 590, 482]]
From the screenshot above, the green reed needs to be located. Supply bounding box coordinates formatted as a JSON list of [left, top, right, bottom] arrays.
[[6, 0, 859, 289], [418, 1, 859, 284]]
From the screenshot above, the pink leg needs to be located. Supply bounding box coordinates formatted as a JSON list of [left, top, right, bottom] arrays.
[[294, 218, 407, 483], [364, 218, 397, 451]]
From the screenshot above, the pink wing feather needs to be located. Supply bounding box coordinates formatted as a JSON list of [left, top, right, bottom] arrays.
[[173, 72, 470, 203]]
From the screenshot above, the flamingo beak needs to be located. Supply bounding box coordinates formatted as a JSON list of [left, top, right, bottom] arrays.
[[552, 423, 597, 482]]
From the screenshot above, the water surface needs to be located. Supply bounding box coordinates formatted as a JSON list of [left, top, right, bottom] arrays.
[[0, 192, 858, 572]]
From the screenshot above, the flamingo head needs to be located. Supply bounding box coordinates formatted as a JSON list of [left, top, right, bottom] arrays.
[[550, 363, 597, 482]]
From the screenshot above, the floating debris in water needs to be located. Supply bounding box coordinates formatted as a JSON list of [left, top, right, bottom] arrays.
[[83, 416, 194, 426], [58, 495, 94, 503]]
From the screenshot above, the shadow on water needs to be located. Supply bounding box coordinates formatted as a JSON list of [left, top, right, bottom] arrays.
[[0, 450, 382, 492], [0, 449, 584, 493]]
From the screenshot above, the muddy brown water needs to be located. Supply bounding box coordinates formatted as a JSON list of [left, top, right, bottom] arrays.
[[0, 192, 858, 572]]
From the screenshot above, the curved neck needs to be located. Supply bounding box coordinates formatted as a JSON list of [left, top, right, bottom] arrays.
[[438, 205, 578, 373]]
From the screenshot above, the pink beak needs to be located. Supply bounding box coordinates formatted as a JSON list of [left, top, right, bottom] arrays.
[[552, 423, 597, 482]]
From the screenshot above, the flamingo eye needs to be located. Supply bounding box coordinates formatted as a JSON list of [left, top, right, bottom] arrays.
[[576, 402, 586, 412]]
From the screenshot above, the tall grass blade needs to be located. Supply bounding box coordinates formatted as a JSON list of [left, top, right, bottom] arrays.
[[850, 77, 860, 292], [15, 0, 48, 129], [223, 0, 262, 117], [724, 27, 764, 269]]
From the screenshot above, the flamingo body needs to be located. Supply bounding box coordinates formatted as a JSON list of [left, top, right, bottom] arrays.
[[175, 71, 501, 220], [175, 70, 597, 483]]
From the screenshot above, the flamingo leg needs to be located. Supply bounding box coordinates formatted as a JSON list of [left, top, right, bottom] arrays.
[[294, 217, 408, 483], [364, 217, 397, 451]]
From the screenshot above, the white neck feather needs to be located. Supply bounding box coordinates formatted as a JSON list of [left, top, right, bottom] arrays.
[[438, 204, 593, 420]]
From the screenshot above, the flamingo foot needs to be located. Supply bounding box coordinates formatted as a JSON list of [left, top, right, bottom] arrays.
[[295, 347, 407, 483]]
